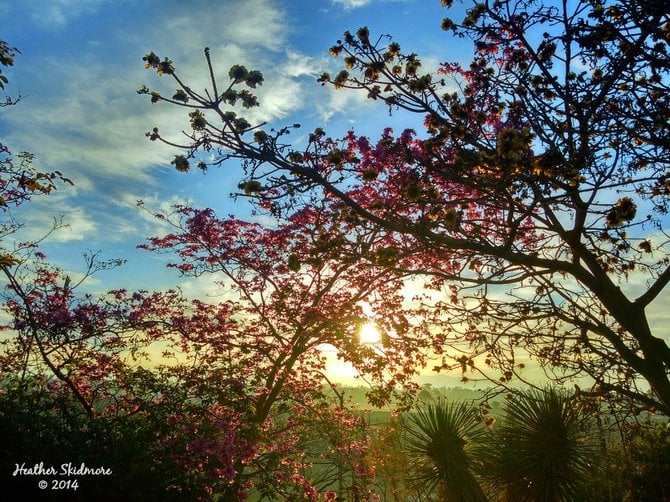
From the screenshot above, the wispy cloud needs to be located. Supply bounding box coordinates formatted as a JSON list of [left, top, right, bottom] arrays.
[[9, 0, 109, 29], [331, 0, 371, 9], [317, 84, 374, 123], [2, 0, 316, 194], [15, 197, 98, 244], [330, 0, 411, 9], [283, 51, 319, 78]]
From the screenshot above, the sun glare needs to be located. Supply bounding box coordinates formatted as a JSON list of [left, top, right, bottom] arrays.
[[359, 322, 382, 345]]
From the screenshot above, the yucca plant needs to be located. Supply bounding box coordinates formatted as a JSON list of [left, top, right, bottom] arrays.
[[403, 399, 488, 501], [483, 387, 598, 502]]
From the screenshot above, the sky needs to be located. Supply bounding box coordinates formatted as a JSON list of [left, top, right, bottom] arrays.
[[0, 0, 469, 294], [0, 0, 480, 385], [2, 0, 668, 388]]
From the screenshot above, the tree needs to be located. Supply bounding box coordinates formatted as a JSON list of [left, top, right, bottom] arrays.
[[605, 419, 670, 501], [1, 41, 400, 498], [139, 0, 670, 414], [0, 40, 218, 500], [135, 200, 437, 499], [1, 253, 128, 421], [0, 239, 225, 500], [0, 40, 102, 423], [0, 39, 21, 107]]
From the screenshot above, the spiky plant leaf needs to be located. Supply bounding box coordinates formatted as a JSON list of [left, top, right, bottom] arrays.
[[403, 399, 488, 501], [484, 388, 598, 502]]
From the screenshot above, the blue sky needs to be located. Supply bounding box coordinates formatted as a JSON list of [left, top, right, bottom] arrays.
[[0, 0, 470, 296]]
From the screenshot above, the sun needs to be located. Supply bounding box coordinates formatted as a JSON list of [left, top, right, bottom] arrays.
[[359, 322, 381, 345]]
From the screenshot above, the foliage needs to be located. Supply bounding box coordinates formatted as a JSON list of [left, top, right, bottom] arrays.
[[134, 196, 448, 498], [139, 0, 670, 415], [603, 421, 670, 501], [0, 254, 138, 419], [0, 254, 228, 501], [482, 388, 599, 501], [0, 259, 386, 500], [0, 38, 21, 106], [388, 389, 601, 501], [0, 372, 265, 501], [403, 399, 487, 501]]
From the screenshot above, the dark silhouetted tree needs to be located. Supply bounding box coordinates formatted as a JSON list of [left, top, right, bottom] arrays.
[[139, 0, 670, 414]]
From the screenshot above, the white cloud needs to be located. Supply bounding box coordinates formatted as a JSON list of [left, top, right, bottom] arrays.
[[1, 0, 313, 194], [330, 0, 411, 9], [17, 0, 108, 29], [331, 0, 371, 9], [2, 57, 173, 186], [56, 207, 97, 242], [122, 0, 288, 63], [254, 75, 304, 120], [317, 82, 374, 123], [15, 198, 97, 244], [105, 191, 192, 240], [283, 51, 319, 78]]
